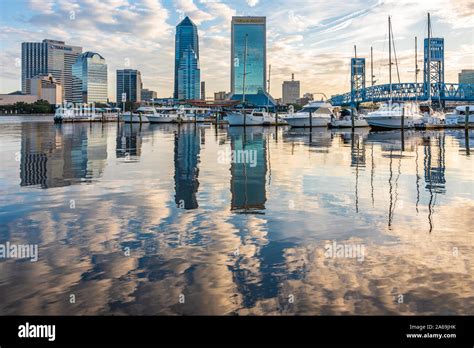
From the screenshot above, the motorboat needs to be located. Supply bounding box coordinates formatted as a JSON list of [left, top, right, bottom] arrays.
[[227, 108, 277, 126], [330, 109, 368, 128], [365, 102, 423, 129], [120, 106, 153, 123], [54, 106, 119, 123], [283, 101, 333, 128], [147, 107, 180, 123], [445, 105, 474, 126], [179, 107, 214, 122]]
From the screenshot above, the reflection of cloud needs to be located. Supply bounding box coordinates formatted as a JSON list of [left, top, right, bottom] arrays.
[[0, 126, 473, 315]]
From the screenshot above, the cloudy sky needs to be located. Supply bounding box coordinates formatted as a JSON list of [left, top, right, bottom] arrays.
[[0, 0, 472, 101]]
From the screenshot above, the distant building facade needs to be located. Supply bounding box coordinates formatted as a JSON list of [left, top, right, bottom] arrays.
[[214, 91, 228, 101], [28, 73, 63, 104], [282, 74, 300, 105], [21, 39, 82, 102], [141, 88, 157, 101], [0, 94, 38, 106], [459, 69, 474, 84], [72, 52, 108, 104], [116, 69, 142, 103], [174, 17, 200, 100], [201, 81, 206, 100]]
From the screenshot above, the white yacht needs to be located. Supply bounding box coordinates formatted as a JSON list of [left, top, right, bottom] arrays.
[[283, 101, 333, 128], [54, 106, 119, 123], [227, 108, 277, 126], [445, 105, 474, 126], [121, 106, 153, 123], [179, 107, 213, 122], [365, 102, 423, 129], [330, 109, 368, 128], [148, 107, 180, 123]]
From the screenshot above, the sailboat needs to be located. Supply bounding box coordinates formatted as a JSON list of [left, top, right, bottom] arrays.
[[365, 16, 423, 129]]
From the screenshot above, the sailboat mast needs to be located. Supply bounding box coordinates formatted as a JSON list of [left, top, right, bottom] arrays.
[[242, 34, 248, 105], [415, 36, 418, 84], [371, 46, 374, 86], [427, 12, 431, 103], [388, 16, 392, 103]]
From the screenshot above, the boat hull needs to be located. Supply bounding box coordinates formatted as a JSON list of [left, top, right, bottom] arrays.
[[227, 113, 265, 126], [330, 119, 369, 128], [366, 115, 419, 129], [285, 116, 330, 128], [121, 114, 150, 123], [147, 115, 179, 123]]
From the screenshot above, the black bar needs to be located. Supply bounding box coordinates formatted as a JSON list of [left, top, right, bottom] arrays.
[[0, 316, 472, 346]]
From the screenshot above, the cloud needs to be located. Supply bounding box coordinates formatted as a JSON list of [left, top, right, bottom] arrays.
[[247, 0, 259, 7], [0, 0, 472, 99]]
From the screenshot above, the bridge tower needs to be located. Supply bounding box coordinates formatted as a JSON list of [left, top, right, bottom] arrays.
[[351, 58, 366, 108], [423, 14, 444, 105]]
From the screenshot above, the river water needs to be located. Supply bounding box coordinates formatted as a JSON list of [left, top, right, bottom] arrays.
[[0, 118, 473, 315]]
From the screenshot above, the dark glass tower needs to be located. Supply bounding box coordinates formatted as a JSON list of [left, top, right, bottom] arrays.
[[174, 16, 200, 100]]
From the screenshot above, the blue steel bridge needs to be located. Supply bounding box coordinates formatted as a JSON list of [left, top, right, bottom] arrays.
[[330, 82, 474, 107], [329, 36, 474, 107]]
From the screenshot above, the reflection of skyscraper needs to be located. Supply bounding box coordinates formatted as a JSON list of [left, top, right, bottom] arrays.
[[174, 124, 200, 209], [229, 128, 267, 212], [174, 17, 200, 100], [116, 124, 142, 159], [20, 123, 107, 188]]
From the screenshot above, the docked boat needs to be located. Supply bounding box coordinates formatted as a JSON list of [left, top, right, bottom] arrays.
[[445, 105, 474, 126], [120, 106, 153, 123], [330, 109, 368, 128], [365, 103, 423, 129], [283, 101, 333, 128], [227, 108, 277, 126], [147, 107, 180, 123], [179, 107, 214, 123], [54, 106, 119, 123]]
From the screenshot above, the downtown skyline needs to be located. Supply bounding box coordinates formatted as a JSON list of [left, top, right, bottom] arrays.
[[0, 0, 473, 102]]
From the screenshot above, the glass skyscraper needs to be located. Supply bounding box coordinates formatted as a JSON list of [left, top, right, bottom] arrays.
[[71, 52, 108, 104], [231, 17, 266, 95], [21, 39, 82, 102], [174, 16, 200, 100], [116, 69, 142, 104]]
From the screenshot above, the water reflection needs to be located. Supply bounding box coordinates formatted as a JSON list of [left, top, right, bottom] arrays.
[[174, 124, 200, 210], [0, 121, 473, 315], [229, 127, 267, 213], [116, 123, 143, 160], [20, 123, 107, 188]]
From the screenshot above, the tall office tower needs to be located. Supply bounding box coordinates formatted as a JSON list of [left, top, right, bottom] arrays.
[[174, 17, 200, 100], [116, 69, 142, 103], [21, 39, 82, 101], [230, 16, 274, 107], [282, 73, 300, 105], [72, 52, 108, 103], [177, 48, 200, 100], [201, 81, 206, 100]]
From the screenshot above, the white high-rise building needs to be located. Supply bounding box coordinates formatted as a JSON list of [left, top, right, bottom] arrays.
[[282, 74, 300, 105], [21, 39, 82, 102]]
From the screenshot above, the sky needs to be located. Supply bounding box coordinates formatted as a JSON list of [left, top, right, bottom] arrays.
[[0, 0, 472, 101]]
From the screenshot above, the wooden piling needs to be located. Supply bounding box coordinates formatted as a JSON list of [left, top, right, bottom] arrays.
[[465, 106, 470, 130]]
